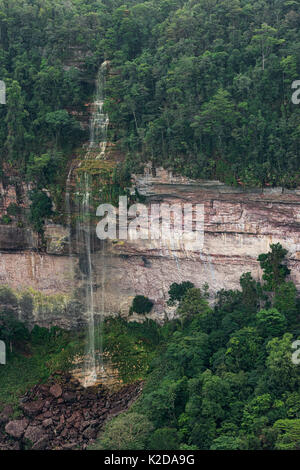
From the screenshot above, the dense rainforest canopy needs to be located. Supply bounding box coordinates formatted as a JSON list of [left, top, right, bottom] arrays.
[[0, 0, 300, 194]]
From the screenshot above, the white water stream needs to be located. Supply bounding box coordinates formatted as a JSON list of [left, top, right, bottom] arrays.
[[65, 62, 109, 387]]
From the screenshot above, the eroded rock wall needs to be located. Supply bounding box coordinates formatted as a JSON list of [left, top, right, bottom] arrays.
[[0, 170, 299, 326], [93, 173, 300, 321]]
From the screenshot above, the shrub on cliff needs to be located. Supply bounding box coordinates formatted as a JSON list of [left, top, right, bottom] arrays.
[[0, 215, 12, 225], [7, 203, 21, 217], [130, 296, 153, 315], [0, 286, 18, 309], [167, 281, 195, 306], [28, 190, 53, 234]]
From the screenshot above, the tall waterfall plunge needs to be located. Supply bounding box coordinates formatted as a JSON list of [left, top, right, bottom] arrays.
[[82, 62, 109, 387], [88, 62, 109, 159], [66, 62, 109, 387]]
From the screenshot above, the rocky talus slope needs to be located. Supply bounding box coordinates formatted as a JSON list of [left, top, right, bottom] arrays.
[[0, 375, 143, 450]]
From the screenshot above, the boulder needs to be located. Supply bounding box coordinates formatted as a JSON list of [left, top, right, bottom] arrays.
[[42, 418, 53, 428], [24, 425, 47, 444], [49, 384, 63, 398], [39, 385, 50, 395], [0, 404, 14, 424], [32, 436, 49, 450], [5, 418, 29, 438], [82, 426, 97, 439], [21, 400, 45, 417], [63, 392, 76, 403]]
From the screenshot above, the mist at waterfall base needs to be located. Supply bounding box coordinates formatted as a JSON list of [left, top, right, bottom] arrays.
[[66, 62, 109, 388]]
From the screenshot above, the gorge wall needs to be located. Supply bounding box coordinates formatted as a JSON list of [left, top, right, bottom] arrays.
[[0, 167, 299, 327]]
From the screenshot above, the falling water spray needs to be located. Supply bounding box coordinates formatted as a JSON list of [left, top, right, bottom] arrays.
[[65, 62, 109, 387]]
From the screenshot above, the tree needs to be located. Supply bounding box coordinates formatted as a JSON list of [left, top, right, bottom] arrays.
[[168, 281, 195, 306], [256, 308, 287, 337], [265, 334, 300, 395], [177, 288, 212, 324], [29, 189, 53, 234], [0, 313, 29, 353], [273, 282, 298, 325], [149, 427, 179, 450], [258, 244, 290, 292], [240, 272, 264, 312], [225, 327, 264, 371], [210, 435, 244, 450], [4, 80, 28, 167], [130, 295, 153, 315], [165, 331, 209, 376], [192, 88, 239, 151], [251, 23, 285, 71], [26, 151, 62, 189], [273, 419, 300, 450], [91, 412, 153, 450], [43, 110, 81, 147]]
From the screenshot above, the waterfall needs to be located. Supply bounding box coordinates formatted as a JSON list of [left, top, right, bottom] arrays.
[[65, 166, 75, 278], [83, 62, 109, 386], [65, 62, 109, 387], [88, 61, 109, 159]]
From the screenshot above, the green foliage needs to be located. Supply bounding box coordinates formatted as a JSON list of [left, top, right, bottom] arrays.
[[167, 281, 195, 306], [4, 80, 28, 168], [273, 419, 300, 450], [128, 246, 300, 450], [1, 214, 12, 225], [0, 229, 299, 451], [0, 324, 80, 409], [6, 203, 21, 217], [1, 0, 300, 209], [0, 313, 29, 353], [225, 327, 264, 372], [90, 412, 153, 450], [240, 272, 264, 313], [177, 287, 212, 324], [0, 286, 18, 308], [258, 243, 290, 292], [265, 334, 300, 395], [19, 291, 34, 320], [130, 295, 153, 315], [274, 282, 298, 326], [28, 189, 53, 233], [256, 308, 287, 338], [26, 152, 64, 189], [102, 317, 158, 382], [149, 427, 179, 450], [102, 0, 300, 187], [0, 314, 159, 412]]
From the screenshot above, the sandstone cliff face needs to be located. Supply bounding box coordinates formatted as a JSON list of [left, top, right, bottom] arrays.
[[0, 167, 299, 327], [92, 170, 300, 321]]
